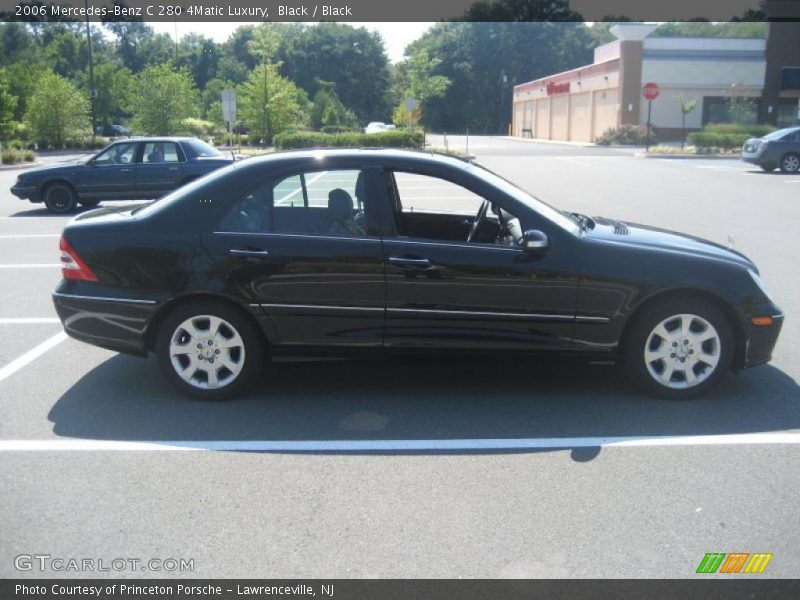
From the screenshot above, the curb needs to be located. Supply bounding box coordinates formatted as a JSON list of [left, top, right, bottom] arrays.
[[635, 153, 741, 160], [499, 136, 596, 148], [0, 161, 42, 172]]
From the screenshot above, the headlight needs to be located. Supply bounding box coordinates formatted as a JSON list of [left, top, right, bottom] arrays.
[[748, 269, 773, 300]]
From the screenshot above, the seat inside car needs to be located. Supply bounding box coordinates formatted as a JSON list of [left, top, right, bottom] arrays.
[[327, 188, 357, 235]]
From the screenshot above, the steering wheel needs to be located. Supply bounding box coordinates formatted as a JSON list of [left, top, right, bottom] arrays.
[[466, 200, 490, 243]]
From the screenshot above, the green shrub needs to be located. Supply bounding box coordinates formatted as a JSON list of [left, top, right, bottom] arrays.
[[274, 129, 425, 150], [179, 117, 215, 138], [63, 136, 112, 150], [1, 147, 36, 164], [704, 123, 775, 137], [320, 125, 358, 134], [687, 131, 749, 150], [7, 139, 24, 150], [595, 124, 656, 146]]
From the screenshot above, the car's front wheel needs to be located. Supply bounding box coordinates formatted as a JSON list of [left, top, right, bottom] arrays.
[[43, 183, 78, 213], [625, 298, 733, 399], [780, 153, 800, 173], [760, 164, 776, 172], [156, 301, 265, 400]]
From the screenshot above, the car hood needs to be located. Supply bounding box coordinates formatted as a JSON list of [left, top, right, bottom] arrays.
[[21, 157, 91, 177], [585, 216, 756, 270]]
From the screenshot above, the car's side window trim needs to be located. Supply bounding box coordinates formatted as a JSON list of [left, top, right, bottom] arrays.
[[382, 168, 525, 251]]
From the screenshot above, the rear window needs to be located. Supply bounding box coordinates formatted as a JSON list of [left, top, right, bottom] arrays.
[[184, 139, 223, 158], [132, 163, 238, 217]]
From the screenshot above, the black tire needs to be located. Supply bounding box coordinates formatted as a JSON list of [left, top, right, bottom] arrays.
[[155, 300, 265, 400], [78, 199, 101, 208], [779, 153, 800, 174], [43, 182, 78, 214], [624, 297, 734, 399], [760, 164, 776, 173]]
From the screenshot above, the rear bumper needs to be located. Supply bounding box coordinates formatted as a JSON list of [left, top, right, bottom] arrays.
[[52, 288, 158, 357], [743, 313, 784, 368], [10, 185, 40, 202]]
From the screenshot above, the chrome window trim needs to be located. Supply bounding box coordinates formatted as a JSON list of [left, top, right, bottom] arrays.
[[385, 238, 523, 253], [53, 292, 157, 305]]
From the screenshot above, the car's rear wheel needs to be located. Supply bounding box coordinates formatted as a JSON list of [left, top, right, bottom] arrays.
[[780, 153, 800, 173], [625, 298, 733, 399], [43, 183, 78, 213], [760, 164, 776, 172], [156, 301, 264, 400]]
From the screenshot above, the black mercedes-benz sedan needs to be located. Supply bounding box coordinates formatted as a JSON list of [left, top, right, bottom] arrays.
[[11, 137, 233, 213], [52, 149, 783, 400]]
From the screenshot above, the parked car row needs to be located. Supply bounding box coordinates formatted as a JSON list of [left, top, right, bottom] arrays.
[[11, 137, 233, 213]]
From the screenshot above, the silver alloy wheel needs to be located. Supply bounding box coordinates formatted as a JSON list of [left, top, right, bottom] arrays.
[[782, 154, 800, 172], [643, 313, 721, 389], [169, 315, 245, 390]]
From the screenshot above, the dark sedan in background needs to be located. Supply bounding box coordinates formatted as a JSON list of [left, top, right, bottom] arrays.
[[53, 149, 783, 400], [11, 137, 233, 213], [741, 126, 800, 173]]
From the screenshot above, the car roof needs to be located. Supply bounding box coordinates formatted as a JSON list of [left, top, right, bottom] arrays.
[[238, 148, 472, 170], [112, 137, 200, 143]]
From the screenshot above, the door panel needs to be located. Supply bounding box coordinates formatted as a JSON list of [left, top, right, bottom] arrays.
[[383, 239, 578, 349], [136, 142, 184, 197], [202, 233, 385, 347], [77, 142, 139, 199], [201, 167, 387, 348]]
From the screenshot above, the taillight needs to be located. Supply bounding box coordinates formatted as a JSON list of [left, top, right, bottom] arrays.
[[59, 235, 99, 282]]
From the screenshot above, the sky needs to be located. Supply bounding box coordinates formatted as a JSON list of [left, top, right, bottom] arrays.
[[148, 22, 435, 63]]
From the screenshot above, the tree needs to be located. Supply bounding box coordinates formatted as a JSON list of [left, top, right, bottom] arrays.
[[127, 64, 199, 135], [85, 62, 134, 126], [674, 94, 699, 148], [240, 62, 305, 144], [398, 49, 451, 124], [726, 81, 757, 125], [25, 71, 90, 147], [0, 68, 18, 139], [279, 23, 392, 122]]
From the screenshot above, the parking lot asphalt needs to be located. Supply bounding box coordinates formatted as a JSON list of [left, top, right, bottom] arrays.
[[0, 138, 798, 578]]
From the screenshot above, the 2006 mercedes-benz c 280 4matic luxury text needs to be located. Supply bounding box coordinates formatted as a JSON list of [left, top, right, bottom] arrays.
[[53, 149, 783, 400]]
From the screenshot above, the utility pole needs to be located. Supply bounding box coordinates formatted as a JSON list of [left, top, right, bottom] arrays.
[[84, 0, 97, 144]]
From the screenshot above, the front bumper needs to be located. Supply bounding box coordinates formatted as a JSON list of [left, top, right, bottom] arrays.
[[10, 184, 40, 202], [743, 312, 784, 368]]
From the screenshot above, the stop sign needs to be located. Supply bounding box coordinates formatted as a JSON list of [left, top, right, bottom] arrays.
[[642, 82, 660, 101]]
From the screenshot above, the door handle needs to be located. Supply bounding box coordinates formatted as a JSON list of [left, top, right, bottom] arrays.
[[229, 249, 270, 259], [169, 167, 179, 171], [388, 256, 433, 269], [120, 168, 133, 173]]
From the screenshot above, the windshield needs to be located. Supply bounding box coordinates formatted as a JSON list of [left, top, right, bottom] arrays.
[[764, 127, 800, 141], [464, 161, 579, 234], [185, 139, 224, 157]]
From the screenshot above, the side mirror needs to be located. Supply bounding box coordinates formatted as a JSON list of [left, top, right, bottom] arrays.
[[521, 229, 549, 252]]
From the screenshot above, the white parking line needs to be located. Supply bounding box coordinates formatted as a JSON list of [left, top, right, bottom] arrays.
[[555, 157, 592, 168], [0, 264, 60, 268], [785, 180, 800, 183], [0, 432, 798, 452], [0, 331, 67, 385], [0, 318, 60, 324], [0, 234, 61, 239]]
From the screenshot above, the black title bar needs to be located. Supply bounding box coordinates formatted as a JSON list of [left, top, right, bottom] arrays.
[[2, 0, 800, 22], [3, 579, 800, 600]]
